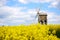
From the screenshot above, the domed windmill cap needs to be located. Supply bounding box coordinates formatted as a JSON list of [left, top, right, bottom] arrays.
[[39, 12, 47, 16]]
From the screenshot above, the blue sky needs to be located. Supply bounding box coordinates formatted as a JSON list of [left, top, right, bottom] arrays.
[[0, 0, 60, 25]]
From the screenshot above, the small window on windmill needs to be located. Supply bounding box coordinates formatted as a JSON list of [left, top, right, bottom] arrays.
[[38, 13, 47, 24]]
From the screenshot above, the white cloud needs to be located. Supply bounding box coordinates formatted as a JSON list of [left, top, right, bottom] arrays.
[[48, 0, 58, 8], [0, 0, 8, 6], [0, 5, 60, 25], [0, 6, 37, 25], [0, 6, 27, 25], [18, 0, 28, 4], [0, 0, 60, 9], [46, 11, 60, 24], [18, 0, 53, 4], [18, 0, 60, 9], [48, 0, 60, 9]]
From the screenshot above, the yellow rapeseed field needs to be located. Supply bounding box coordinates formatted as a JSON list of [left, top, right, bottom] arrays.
[[0, 23, 60, 40]]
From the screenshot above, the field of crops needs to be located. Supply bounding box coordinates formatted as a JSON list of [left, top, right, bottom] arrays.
[[0, 23, 60, 40]]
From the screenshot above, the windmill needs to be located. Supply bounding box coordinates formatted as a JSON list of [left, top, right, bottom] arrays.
[[35, 8, 47, 25]]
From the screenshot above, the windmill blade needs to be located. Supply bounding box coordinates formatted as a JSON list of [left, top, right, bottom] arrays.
[[35, 8, 40, 19], [33, 13, 37, 21], [36, 8, 40, 13], [32, 16, 37, 24], [31, 14, 37, 24], [34, 8, 40, 22], [31, 8, 40, 24]]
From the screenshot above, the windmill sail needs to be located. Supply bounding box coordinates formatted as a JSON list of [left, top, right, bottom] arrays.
[[35, 8, 40, 20], [32, 9, 40, 24]]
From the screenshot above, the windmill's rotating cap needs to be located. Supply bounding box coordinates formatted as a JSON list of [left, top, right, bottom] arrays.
[[39, 12, 47, 16]]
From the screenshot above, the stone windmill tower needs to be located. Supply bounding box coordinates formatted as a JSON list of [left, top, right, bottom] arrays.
[[36, 9, 47, 24]]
